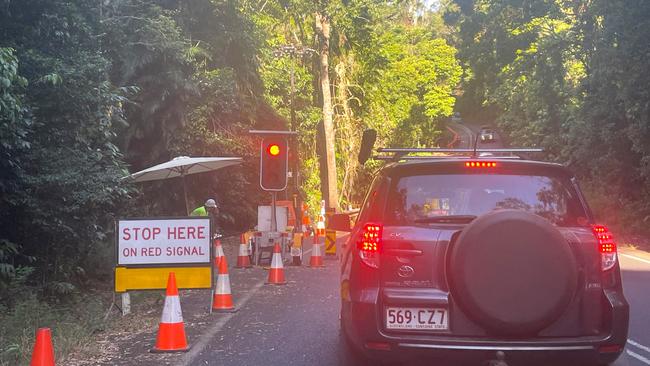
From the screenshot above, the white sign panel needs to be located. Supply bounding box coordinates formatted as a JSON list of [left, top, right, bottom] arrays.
[[257, 206, 288, 232], [118, 218, 211, 265]]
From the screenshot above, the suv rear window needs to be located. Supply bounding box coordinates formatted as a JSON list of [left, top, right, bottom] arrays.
[[386, 173, 587, 226]]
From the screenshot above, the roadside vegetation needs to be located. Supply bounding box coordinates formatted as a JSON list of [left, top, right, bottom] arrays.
[[447, 0, 650, 237], [0, 0, 648, 364]]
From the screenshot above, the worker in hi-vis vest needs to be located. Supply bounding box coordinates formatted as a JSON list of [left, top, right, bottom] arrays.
[[190, 198, 221, 237]]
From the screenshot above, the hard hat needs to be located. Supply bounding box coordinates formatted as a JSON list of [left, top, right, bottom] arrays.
[[205, 199, 217, 208]]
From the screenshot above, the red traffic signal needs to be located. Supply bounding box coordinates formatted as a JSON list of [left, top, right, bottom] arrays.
[[267, 144, 281, 156], [260, 137, 288, 191]]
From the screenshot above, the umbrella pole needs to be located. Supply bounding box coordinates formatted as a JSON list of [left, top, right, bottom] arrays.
[[182, 174, 191, 215]]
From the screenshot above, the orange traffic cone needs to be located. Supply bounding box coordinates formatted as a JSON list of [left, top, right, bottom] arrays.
[[235, 241, 252, 268], [151, 272, 189, 353], [212, 256, 237, 312], [214, 239, 224, 266], [266, 243, 286, 285], [309, 238, 325, 268], [30, 328, 55, 366]]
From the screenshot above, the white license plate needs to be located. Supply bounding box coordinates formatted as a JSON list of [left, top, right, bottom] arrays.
[[385, 307, 448, 330]]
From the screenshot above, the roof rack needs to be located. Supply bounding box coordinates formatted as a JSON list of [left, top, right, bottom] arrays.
[[373, 148, 544, 161]]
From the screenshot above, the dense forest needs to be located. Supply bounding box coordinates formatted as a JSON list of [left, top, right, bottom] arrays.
[[0, 0, 649, 363]]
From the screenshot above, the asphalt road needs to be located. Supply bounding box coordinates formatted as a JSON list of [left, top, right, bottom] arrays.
[[447, 120, 505, 150], [618, 249, 650, 366]]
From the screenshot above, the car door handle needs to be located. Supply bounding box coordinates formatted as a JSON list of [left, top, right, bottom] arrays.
[[385, 248, 423, 257]]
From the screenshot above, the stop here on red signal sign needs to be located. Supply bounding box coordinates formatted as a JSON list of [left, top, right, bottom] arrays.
[[117, 218, 211, 266]]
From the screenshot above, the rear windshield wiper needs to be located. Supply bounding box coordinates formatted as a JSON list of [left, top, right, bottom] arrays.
[[414, 215, 477, 224]]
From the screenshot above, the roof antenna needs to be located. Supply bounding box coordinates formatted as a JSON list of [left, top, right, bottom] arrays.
[[472, 133, 480, 158]]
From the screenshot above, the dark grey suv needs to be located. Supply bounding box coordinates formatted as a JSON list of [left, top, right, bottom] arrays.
[[333, 152, 629, 366]]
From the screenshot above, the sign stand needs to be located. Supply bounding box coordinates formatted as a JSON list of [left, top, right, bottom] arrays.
[[121, 292, 131, 316]]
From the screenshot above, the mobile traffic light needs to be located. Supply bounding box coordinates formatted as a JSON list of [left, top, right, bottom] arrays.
[[260, 137, 288, 191]]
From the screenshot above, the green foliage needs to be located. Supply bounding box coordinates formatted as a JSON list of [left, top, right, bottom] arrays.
[[448, 0, 650, 234], [0, 1, 135, 298], [0, 48, 30, 287], [368, 32, 462, 146], [253, 0, 463, 207]]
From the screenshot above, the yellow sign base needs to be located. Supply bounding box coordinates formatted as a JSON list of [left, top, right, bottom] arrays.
[[115, 266, 211, 292]]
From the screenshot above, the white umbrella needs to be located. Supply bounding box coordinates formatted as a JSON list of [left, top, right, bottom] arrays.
[[127, 156, 243, 214]]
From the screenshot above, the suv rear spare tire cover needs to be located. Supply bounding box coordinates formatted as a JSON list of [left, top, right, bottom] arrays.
[[447, 209, 578, 336]]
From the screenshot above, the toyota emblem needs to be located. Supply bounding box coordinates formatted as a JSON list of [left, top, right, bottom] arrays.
[[398, 265, 415, 278]]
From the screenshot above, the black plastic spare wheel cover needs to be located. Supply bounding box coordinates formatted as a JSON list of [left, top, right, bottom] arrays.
[[448, 209, 577, 336]]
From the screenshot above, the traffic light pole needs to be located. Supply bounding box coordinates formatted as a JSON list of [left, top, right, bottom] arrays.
[[271, 191, 277, 232]]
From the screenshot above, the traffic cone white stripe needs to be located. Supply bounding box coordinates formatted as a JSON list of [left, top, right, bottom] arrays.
[[267, 243, 286, 285], [212, 255, 236, 311], [238, 244, 249, 256], [271, 251, 283, 268], [216, 274, 231, 294], [215, 244, 225, 258], [160, 295, 183, 324]]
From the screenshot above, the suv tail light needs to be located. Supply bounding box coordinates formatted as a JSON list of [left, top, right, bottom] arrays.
[[357, 223, 382, 268], [593, 225, 617, 271]]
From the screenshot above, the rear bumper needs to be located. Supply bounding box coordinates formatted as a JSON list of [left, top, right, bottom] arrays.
[[344, 288, 628, 364], [366, 344, 621, 366]]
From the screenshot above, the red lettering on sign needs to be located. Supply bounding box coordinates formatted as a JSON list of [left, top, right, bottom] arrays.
[[165, 246, 207, 256], [122, 228, 131, 240], [139, 247, 163, 256], [122, 248, 136, 257], [153, 227, 161, 239], [197, 226, 206, 239], [132, 227, 141, 240], [187, 226, 196, 239], [167, 227, 177, 239]]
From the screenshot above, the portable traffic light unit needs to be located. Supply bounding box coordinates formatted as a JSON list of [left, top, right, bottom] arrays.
[[251, 130, 296, 264], [260, 137, 289, 191]]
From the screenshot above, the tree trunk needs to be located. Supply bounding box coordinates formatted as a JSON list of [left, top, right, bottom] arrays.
[[315, 11, 339, 211], [334, 54, 361, 207]]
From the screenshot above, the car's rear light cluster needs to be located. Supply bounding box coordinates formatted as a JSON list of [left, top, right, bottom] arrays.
[[593, 224, 617, 271], [465, 161, 497, 168], [357, 223, 382, 268]]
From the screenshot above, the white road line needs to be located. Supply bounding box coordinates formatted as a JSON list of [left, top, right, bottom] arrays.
[[620, 253, 650, 265], [627, 350, 650, 365], [629, 339, 650, 354], [176, 279, 265, 366]]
